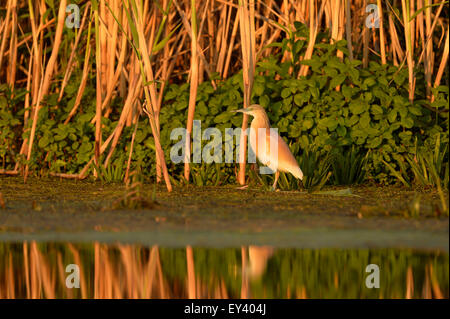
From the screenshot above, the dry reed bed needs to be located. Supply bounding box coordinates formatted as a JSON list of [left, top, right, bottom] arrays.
[[0, 0, 448, 190]]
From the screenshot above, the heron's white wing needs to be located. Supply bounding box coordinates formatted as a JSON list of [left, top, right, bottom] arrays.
[[265, 133, 303, 180], [250, 128, 303, 180]]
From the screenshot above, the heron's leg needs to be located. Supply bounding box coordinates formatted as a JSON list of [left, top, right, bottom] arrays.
[[271, 171, 280, 191]]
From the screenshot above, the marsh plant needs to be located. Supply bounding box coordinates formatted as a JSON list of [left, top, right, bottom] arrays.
[[331, 146, 369, 185], [298, 147, 332, 192], [92, 155, 126, 183], [383, 134, 449, 213]]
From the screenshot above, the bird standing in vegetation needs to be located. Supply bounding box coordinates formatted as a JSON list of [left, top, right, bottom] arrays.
[[232, 104, 303, 190]]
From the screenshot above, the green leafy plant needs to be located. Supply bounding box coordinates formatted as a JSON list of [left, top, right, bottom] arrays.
[[298, 147, 332, 192], [383, 134, 448, 214], [92, 155, 125, 183], [331, 146, 369, 185], [190, 163, 223, 187], [406, 135, 449, 189], [0, 85, 25, 169], [384, 134, 449, 189]]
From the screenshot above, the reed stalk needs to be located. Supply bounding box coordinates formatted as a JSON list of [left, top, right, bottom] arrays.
[[93, 0, 102, 173], [184, 0, 199, 182], [402, 0, 416, 102], [24, 0, 67, 182], [377, 0, 386, 64], [237, 0, 256, 185], [186, 245, 196, 298]]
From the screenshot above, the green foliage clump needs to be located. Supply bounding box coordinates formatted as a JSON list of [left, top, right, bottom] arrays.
[[0, 85, 24, 168], [158, 36, 448, 187], [298, 147, 331, 191], [331, 146, 369, 185]]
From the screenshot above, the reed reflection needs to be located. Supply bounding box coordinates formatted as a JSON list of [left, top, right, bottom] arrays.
[[0, 242, 447, 299]]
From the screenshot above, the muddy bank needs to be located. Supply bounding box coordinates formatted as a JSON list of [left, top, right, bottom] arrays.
[[0, 177, 448, 249]]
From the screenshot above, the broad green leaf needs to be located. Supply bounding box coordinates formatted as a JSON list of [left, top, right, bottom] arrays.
[[349, 99, 367, 115], [329, 74, 346, 88]]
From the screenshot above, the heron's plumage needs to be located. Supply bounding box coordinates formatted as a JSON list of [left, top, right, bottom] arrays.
[[243, 104, 304, 184]]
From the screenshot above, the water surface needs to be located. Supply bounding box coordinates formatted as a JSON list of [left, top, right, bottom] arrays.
[[0, 242, 447, 299]]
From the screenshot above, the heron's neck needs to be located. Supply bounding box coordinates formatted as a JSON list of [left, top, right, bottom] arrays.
[[250, 113, 271, 131]]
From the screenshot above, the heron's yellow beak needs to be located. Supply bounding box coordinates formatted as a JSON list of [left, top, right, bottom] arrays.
[[230, 108, 249, 114]]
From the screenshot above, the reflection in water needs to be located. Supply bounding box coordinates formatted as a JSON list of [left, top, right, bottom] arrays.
[[0, 242, 448, 299]]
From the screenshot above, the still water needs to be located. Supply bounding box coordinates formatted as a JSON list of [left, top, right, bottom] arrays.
[[0, 242, 448, 299]]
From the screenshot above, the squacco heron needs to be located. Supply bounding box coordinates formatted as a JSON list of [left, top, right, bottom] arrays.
[[233, 104, 303, 190]]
